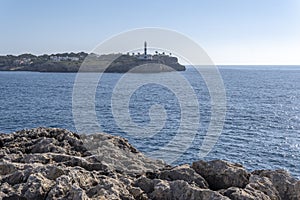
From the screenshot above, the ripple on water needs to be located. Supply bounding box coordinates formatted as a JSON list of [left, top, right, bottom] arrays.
[[0, 68, 299, 178]]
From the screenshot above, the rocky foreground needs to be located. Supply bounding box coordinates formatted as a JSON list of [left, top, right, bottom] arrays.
[[0, 128, 299, 200]]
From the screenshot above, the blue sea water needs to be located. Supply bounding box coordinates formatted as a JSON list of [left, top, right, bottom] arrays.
[[0, 66, 299, 178]]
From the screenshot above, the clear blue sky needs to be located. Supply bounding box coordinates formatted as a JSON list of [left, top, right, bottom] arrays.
[[1, 0, 299, 64]]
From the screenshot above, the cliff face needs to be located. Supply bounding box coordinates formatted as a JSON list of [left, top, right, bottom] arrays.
[[0, 128, 299, 200]]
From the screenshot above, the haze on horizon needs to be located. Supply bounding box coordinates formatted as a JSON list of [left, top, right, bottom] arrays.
[[0, 0, 300, 65]]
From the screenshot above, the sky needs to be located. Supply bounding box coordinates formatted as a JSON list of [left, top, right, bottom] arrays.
[[0, 0, 300, 65]]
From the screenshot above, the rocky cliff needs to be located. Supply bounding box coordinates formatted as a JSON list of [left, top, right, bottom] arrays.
[[0, 128, 299, 200]]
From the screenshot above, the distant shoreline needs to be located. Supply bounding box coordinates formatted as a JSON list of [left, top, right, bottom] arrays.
[[0, 52, 186, 73]]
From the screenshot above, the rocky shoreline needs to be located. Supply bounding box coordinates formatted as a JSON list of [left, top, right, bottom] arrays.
[[0, 128, 299, 200]]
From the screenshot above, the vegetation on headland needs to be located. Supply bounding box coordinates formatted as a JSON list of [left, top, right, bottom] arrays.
[[0, 52, 86, 72], [0, 52, 185, 73]]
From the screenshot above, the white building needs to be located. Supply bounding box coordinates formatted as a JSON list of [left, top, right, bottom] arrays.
[[50, 56, 79, 62]]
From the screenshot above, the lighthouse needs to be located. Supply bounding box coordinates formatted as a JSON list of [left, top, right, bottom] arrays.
[[137, 41, 152, 60], [144, 41, 147, 58]]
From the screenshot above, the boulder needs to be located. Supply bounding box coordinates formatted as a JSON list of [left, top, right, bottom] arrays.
[[246, 175, 281, 200], [134, 176, 228, 200], [158, 164, 209, 188], [220, 175, 281, 200], [220, 187, 272, 200], [133, 176, 157, 194], [192, 160, 250, 190], [150, 179, 229, 200], [252, 169, 300, 200], [81, 133, 165, 175]]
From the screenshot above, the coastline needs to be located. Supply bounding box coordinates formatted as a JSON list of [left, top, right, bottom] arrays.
[[0, 127, 299, 200], [0, 52, 186, 73]]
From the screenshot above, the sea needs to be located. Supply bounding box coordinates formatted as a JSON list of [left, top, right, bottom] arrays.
[[0, 66, 299, 179]]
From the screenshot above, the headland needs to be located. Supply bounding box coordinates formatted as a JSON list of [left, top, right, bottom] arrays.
[[0, 42, 185, 73]]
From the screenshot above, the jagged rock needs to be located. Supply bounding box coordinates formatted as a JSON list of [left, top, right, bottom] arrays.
[[158, 164, 209, 189], [220, 187, 272, 200], [0, 128, 86, 156], [134, 176, 228, 200], [46, 175, 89, 200], [46, 170, 133, 200], [252, 169, 300, 200], [81, 133, 165, 175], [23, 173, 55, 199], [133, 176, 157, 194], [219, 174, 282, 200], [128, 187, 148, 200], [150, 179, 229, 200], [192, 160, 250, 190], [0, 161, 17, 175], [0, 128, 299, 200], [246, 175, 281, 200], [0, 128, 163, 199]]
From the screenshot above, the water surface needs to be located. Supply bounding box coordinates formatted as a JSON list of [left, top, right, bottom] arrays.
[[0, 66, 299, 178]]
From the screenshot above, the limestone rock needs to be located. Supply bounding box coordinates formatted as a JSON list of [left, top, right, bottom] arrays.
[[1, 128, 299, 200], [192, 160, 250, 190], [158, 164, 209, 189], [219, 174, 281, 200], [134, 176, 229, 200], [151, 179, 229, 200], [220, 187, 272, 200], [246, 175, 281, 200], [252, 169, 300, 200], [81, 133, 166, 175], [0, 127, 164, 199], [133, 176, 157, 194]]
